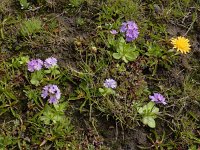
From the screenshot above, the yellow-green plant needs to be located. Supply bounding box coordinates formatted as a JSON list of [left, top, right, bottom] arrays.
[[20, 18, 42, 37]]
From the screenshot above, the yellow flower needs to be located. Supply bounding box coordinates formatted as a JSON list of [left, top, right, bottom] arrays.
[[171, 36, 191, 54]]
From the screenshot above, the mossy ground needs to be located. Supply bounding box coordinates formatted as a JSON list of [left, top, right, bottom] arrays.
[[0, 0, 200, 149]]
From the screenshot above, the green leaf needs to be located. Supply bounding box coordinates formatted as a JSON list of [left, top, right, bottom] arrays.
[[129, 44, 137, 51], [19, 56, 29, 64], [117, 37, 125, 52], [30, 78, 40, 86], [113, 53, 121, 59], [138, 107, 144, 114], [54, 102, 67, 112], [98, 88, 104, 93], [116, 63, 126, 72], [40, 116, 50, 124], [19, 0, 30, 9], [147, 117, 156, 128], [145, 42, 163, 57], [52, 115, 63, 123], [40, 104, 67, 125], [30, 71, 44, 86], [142, 116, 149, 125], [125, 51, 139, 61], [4, 91, 17, 100], [53, 70, 60, 75], [106, 88, 116, 95], [119, 37, 125, 44], [113, 38, 139, 63], [107, 36, 115, 47], [152, 107, 159, 114], [146, 101, 155, 110], [44, 70, 51, 74], [122, 56, 128, 63], [142, 116, 156, 128]]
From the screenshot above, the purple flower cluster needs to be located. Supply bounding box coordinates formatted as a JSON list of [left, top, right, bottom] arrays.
[[27, 57, 57, 72], [41, 84, 61, 104], [104, 78, 117, 89], [27, 59, 43, 72], [149, 93, 167, 105], [120, 21, 139, 42]]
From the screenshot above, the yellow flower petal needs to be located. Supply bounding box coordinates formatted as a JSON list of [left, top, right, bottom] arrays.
[[170, 36, 191, 54]]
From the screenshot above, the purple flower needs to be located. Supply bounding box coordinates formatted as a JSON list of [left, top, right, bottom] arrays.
[[27, 59, 43, 72], [44, 57, 57, 68], [41, 84, 61, 104], [104, 78, 117, 89], [110, 30, 118, 35], [149, 93, 167, 105], [120, 21, 139, 42]]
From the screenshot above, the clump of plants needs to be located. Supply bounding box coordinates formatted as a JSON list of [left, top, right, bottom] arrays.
[[0, 54, 79, 149], [20, 18, 42, 37], [137, 101, 159, 128], [112, 37, 139, 63]]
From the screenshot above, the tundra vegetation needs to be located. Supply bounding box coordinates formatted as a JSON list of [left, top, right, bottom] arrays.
[[0, 0, 200, 149]]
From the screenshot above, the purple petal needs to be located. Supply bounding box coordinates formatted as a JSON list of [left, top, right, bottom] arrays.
[[48, 96, 59, 104], [120, 22, 128, 33], [110, 30, 118, 35], [41, 91, 48, 98], [127, 21, 138, 30], [126, 36, 134, 42]]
